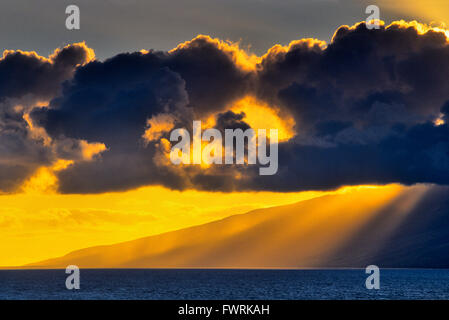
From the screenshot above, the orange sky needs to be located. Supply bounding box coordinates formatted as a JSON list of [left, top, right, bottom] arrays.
[[1, 182, 411, 267], [2, 4, 448, 267], [372, 0, 449, 25], [26, 183, 426, 269], [0, 180, 333, 266]]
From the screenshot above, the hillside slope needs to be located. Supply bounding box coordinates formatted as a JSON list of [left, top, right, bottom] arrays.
[[27, 184, 449, 268]]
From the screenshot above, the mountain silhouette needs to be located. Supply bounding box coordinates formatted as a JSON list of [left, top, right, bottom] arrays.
[[26, 184, 449, 268]]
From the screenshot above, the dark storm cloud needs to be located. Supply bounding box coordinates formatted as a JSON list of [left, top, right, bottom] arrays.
[[0, 43, 93, 101], [3, 21, 449, 193], [0, 43, 93, 192], [30, 36, 250, 193], [245, 21, 449, 191], [33, 36, 249, 142], [215, 111, 251, 131], [258, 21, 449, 130], [0, 100, 49, 191], [167, 36, 251, 114], [242, 120, 449, 192], [30, 55, 189, 193]]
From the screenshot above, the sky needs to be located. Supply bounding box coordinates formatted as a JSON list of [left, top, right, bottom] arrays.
[[0, 0, 444, 60], [1, 0, 449, 266]]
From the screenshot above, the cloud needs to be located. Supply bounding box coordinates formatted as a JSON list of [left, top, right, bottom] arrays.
[[29, 35, 257, 193], [143, 113, 176, 143], [0, 42, 94, 101], [1, 21, 449, 193], [0, 43, 94, 192], [245, 20, 449, 191]]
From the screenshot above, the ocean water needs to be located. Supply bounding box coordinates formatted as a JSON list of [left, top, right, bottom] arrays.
[[0, 269, 449, 300]]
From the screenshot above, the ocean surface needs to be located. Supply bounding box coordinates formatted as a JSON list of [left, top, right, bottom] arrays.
[[1, 269, 449, 300]]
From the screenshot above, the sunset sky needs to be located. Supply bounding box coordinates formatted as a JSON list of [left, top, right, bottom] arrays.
[[1, 1, 449, 267]]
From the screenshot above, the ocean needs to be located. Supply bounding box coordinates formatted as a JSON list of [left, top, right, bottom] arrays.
[[0, 269, 449, 300]]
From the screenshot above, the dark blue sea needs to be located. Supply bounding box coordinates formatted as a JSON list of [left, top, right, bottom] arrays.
[[1, 269, 449, 300]]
